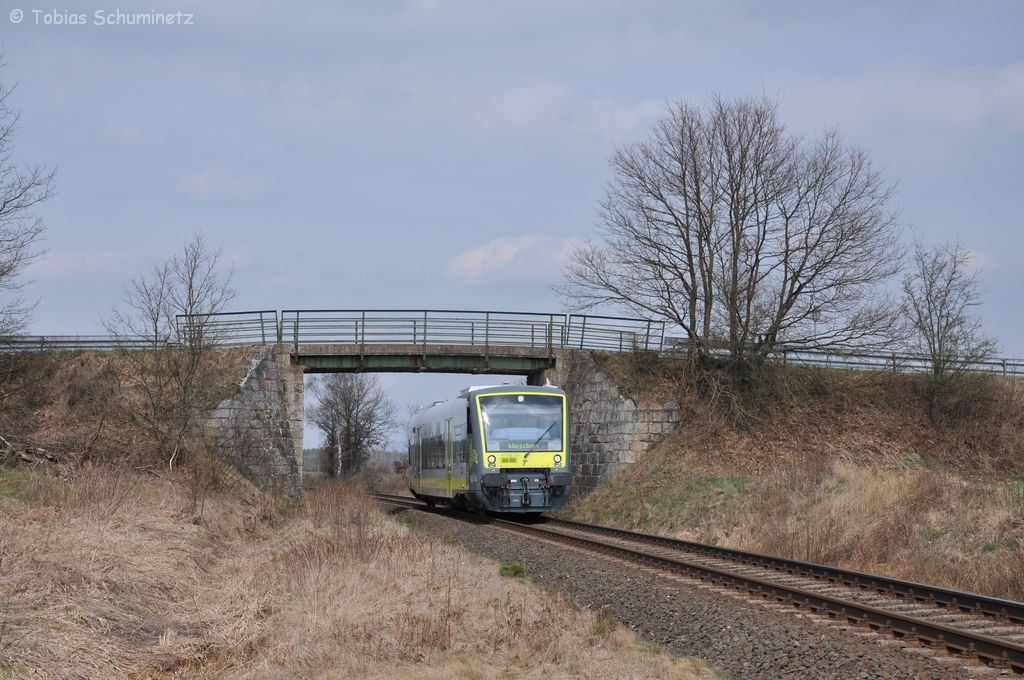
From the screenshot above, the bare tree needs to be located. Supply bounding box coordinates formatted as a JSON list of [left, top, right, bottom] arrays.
[[902, 239, 997, 417], [0, 63, 56, 337], [559, 95, 902, 380], [104, 234, 235, 469], [309, 373, 397, 476], [0, 63, 56, 418]]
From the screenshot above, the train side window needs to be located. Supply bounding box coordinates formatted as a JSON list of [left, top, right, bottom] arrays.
[[425, 422, 442, 469], [452, 424, 467, 463]]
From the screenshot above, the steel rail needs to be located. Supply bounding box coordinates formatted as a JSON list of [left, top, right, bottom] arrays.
[[370, 493, 1024, 672], [373, 493, 422, 508], [546, 517, 1024, 624], [491, 518, 1024, 673]]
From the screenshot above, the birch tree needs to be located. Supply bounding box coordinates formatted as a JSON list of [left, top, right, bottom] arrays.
[[309, 373, 397, 476]]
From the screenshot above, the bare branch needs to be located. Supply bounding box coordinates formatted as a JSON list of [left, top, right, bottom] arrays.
[[558, 95, 902, 376], [0, 62, 56, 335], [902, 238, 997, 418], [309, 373, 397, 476], [103, 234, 235, 469]]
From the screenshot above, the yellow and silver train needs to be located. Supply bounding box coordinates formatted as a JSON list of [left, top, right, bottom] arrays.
[[407, 384, 571, 513]]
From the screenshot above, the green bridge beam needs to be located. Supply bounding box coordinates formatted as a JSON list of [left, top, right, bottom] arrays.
[[291, 353, 555, 374]]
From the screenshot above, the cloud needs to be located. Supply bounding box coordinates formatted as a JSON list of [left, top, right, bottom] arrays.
[[774, 63, 1024, 134], [966, 249, 1000, 275], [283, 69, 663, 149], [28, 249, 134, 280], [405, 78, 663, 145], [444, 233, 579, 284], [179, 169, 261, 202], [261, 275, 303, 290]]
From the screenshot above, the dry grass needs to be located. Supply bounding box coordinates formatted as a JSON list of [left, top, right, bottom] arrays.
[[566, 357, 1024, 599], [599, 355, 1024, 477], [565, 452, 1024, 600], [0, 348, 253, 470], [735, 461, 1024, 598], [0, 467, 717, 679]]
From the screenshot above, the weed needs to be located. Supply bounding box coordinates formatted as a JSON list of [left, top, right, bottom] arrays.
[[634, 636, 662, 655], [591, 607, 617, 638], [499, 562, 527, 579], [0, 469, 30, 503]]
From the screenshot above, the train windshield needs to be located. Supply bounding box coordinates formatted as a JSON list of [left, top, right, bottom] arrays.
[[478, 394, 564, 453]]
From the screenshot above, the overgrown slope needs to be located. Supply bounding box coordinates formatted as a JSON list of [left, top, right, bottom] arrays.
[[564, 355, 1024, 599], [0, 349, 249, 468]]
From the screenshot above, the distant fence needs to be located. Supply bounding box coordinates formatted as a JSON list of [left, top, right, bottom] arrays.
[[4, 308, 1023, 378], [0, 335, 157, 352], [768, 346, 1024, 378]]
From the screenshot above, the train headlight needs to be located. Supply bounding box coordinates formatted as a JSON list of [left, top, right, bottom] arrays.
[[487, 455, 496, 467], [554, 455, 562, 466]]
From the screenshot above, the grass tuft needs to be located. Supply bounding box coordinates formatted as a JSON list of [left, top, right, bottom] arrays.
[[499, 561, 527, 579]]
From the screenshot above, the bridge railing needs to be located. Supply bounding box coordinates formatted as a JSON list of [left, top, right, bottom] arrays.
[[280, 310, 569, 353], [175, 310, 278, 347], [10, 309, 1024, 379], [565, 314, 665, 351]]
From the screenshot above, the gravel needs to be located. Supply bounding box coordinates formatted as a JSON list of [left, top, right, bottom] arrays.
[[411, 510, 999, 680]]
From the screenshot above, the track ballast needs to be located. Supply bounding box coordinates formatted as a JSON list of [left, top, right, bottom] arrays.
[[372, 492, 1024, 674]]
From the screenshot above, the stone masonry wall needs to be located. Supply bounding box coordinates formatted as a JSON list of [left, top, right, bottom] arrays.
[[545, 349, 681, 494], [200, 345, 671, 499], [203, 346, 305, 499]]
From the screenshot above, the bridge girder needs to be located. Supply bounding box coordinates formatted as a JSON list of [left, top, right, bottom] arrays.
[[291, 351, 555, 375]]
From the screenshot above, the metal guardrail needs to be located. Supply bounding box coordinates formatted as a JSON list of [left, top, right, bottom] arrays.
[[565, 314, 664, 351], [0, 335, 160, 352], [5, 309, 1023, 378], [771, 347, 1024, 378], [175, 310, 278, 347]]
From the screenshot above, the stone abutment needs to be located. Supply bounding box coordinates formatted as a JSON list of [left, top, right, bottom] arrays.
[[203, 346, 304, 499], [205, 347, 678, 499]]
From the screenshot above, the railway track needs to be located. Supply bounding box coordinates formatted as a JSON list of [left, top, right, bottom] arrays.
[[372, 492, 1024, 674]]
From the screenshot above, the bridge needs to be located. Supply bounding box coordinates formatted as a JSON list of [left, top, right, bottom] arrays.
[[224, 309, 663, 379], [5, 308, 1022, 378], [6, 308, 1024, 499]]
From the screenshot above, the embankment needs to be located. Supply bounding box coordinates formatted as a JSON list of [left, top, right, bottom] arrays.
[[562, 353, 1024, 599]]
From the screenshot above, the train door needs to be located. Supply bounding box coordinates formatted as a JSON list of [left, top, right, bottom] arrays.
[[445, 418, 453, 498], [413, 425, 422, 495]]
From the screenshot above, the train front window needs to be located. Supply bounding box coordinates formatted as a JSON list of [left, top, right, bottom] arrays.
[[478, 394, 563, 453]]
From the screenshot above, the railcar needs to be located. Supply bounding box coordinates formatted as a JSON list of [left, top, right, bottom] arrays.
[[407, 384, 571, 513]]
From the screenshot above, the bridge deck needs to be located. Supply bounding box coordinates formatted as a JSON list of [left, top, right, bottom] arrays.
[[290, 343, 557, 374]]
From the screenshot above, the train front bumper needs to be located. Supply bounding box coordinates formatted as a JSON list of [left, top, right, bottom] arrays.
[[477, 470, 571, 512]]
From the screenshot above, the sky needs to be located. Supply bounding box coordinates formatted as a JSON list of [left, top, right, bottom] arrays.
[[2, 1, 1023, 447]]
